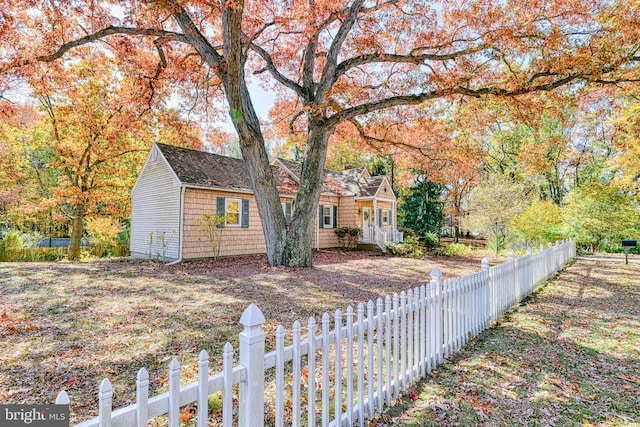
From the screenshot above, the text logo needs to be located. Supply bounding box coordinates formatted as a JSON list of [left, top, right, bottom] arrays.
[[1, 405, 69, 427]]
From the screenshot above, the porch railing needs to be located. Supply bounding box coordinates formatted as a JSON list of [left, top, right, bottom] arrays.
[[391, 229, 403, 243], [361, 227, 403, 250], [374, 228, 386, 251]]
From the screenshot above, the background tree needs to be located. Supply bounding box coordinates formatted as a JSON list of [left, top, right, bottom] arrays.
[[30, 51, 186, 259], [563, 182, 640, 252], [611, 93, 640, 195], [510, 200, 563, 247], [465, 173, 531, 248], [398, 175, 444, 237]]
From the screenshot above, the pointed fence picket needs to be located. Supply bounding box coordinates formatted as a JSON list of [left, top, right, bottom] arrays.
[[62, 240, 575, 427]]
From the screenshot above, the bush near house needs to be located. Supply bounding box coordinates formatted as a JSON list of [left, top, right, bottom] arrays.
[[334, 227, 361, 250], [385, 235, 425, 257]]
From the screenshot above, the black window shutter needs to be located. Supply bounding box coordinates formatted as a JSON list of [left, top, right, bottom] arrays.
[[319, 205, 324, 228], [216, 197, 226, 228], [377, 208, 382, 227], [333, 206, 338, 228], [241, 199, 250, 228], [285, 202, 292, 222]]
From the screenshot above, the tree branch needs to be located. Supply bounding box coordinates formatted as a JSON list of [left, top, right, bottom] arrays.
[[349, 118, 450, 160], [35, 26, 189, 62], [250, 42, 305, 97], [165, 0, 225, 74], [335, 44, 489, 80], [329, 73, 588, 126], [316, 0, 366, 102]]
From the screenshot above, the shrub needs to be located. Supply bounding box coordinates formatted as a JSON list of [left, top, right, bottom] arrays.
[[601, 239, 640, 255], [198, 213, 228, 259], [486, 234, 505, 253], [334, 227, 361, 250], [422, 232, 439, 249], [442, 243, 471, 256], [1, 229, 24, 252], [385, 235, 425, 257], [399, 228, 416, 238]]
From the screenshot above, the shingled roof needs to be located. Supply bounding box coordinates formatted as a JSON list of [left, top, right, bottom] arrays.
[[155, 143, 390, 198], [156, 143, 298, 194], [275, 158, 387, 197], [326, 170, 386, 197]]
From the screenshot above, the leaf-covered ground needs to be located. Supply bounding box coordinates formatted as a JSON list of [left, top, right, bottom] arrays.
[[0, 250, 489, 425], [380, 259, 640, 426]]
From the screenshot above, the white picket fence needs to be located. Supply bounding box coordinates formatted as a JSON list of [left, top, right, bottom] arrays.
[[59, 240, 576, 427]]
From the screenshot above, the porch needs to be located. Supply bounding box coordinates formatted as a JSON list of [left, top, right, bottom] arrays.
[[361, 226, 404, 251], [353, 183, 401, 251]]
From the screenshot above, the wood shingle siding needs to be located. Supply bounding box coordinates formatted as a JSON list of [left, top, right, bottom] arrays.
[[314, 195, 342, 249], [182, 188, 267, 259]]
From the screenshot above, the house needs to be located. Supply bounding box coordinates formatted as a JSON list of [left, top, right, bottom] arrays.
[[130, 143, 403, 261]]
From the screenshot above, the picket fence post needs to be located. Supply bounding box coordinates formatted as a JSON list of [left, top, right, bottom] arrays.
[[481, 258, 489, 328], [238, 303, 266, 427], [430, 267, 443, 365], [55, 391, 70, 405]]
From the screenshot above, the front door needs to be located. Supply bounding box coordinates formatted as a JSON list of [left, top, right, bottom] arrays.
[[362, 207, 373, 241]]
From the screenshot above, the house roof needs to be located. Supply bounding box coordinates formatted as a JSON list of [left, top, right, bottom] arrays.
[[275, 158, 389, 198], [156, 143, 297, 194], [155, 143, 391, 198], [327, 170, 385, 197]]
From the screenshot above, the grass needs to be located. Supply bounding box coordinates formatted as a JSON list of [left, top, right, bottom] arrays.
[[0, 250, 490, 425], [4, 250, 636, 426], [380, 259, 640, 426]]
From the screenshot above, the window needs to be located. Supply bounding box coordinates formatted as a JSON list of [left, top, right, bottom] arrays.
[[216, 197, 249, 228], [382, 209, 390, 225], [281, 201, 292, 222], [226, 199, 241, 226], [323, 206, 332, 227], [319, 204, 337, 228]]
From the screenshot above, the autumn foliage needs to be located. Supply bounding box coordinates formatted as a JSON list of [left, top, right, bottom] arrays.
[[1, 0, 639, 262]]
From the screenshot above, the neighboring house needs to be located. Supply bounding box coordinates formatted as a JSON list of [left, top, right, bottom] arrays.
[[130, 143, 403, 261]]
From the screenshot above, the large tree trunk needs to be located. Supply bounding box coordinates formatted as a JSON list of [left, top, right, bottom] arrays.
[[67, 203, 84, 260], [284, 126, 331, 267], [175, 1, 328, 267], [220, 0, 287, 267]]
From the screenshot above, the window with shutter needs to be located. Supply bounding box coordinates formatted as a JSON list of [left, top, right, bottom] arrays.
[[318, 204, 335, 228], [225, 199, 240, 226], [216, 196, 248, 228], [323, 206, 333, 228]]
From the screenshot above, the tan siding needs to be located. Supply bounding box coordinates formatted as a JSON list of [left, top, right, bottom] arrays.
[[375, 179, 396, 201], [338, 197, 357, 228], [182, 188, 268, 259], [314, 195, 341, 249]]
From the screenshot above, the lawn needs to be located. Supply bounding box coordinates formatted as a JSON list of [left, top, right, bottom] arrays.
[[380, 259, 640, 426], [0, 250, 490, 425]]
